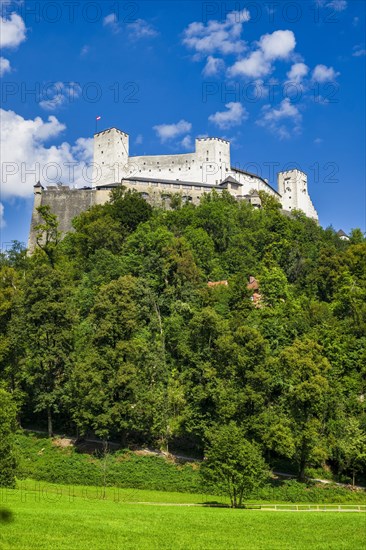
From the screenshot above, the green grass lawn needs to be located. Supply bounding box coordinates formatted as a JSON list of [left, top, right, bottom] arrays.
[[1, 484, 365, 549]]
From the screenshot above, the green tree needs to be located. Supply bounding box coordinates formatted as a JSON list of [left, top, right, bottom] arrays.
[[336, 417, 366, 485], [34, 205, 61, 267], [279, 339, 332, 480], [0, 388, 17, 487], [201, 422, 269, 507], [20, 262, 73, 437]]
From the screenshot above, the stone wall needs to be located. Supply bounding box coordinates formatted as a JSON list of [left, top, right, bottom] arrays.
[[27, 186, 95, 251]]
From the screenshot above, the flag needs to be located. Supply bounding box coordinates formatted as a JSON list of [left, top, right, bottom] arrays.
[[96, 116, 101, 121]]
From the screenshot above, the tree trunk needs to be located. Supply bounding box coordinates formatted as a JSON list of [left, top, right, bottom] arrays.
[[352, 471, 355, 487], [232, 487, 237, 508], [47, 406, 53, 438], [298, 455, 306, 482]]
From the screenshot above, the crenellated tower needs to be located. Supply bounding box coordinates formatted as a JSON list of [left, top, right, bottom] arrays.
[[93, 127, 129, 186]]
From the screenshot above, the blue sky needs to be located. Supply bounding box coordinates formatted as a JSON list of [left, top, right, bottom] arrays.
[[0, 0, 365, 248]]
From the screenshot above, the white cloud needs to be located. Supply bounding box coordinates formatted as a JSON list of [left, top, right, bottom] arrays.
[[287, 62, 309, 82], [208, 102, 248, 130], [326, 0, 347, 11], [39, 82, 82, 111], [0, 109, 93, 199], [0, 12, 26, 48], [202, 56, 225, 76], [353, 46, 366, 57], [0, 203, 5, 229], [0, 56, 11, 76], [228, 50, 271, 78], [181, 135, 193, 150], [257, 98, 302, 140], [228, 30, 296, 78], [259, 30, 296, 60], [153, 119, 192, 143], [314, 137, 323, 144], [182, 9, 250, 56], [135, 134, 143, 145], [127, 19, 158, 40], [312, 64, 339, 82], [103, 13, 119, 33], [353, 16, 359, 26]]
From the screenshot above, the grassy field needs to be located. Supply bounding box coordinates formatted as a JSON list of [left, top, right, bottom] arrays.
[[1, 484, 365, 549]]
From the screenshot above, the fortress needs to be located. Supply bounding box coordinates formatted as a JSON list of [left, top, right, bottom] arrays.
[[28, 127, 318, 250]]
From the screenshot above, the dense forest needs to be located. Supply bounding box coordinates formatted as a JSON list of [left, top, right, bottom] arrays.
[[1, 188, 365, 484]]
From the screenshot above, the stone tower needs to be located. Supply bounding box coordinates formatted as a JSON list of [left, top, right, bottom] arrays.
[[93, 127, 129, 186], [277, 169, 318, 219]]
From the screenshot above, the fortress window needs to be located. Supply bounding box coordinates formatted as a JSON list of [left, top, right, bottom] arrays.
[[206, 158, 209, 161], [179, 168, 181, 171]]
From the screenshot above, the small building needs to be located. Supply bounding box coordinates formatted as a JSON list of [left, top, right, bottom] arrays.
[[337, 229, 349, 241]]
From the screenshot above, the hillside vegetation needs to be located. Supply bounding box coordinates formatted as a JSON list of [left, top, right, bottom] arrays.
[[1, 188, 365, 485]]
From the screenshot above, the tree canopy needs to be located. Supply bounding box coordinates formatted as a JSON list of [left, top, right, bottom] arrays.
[[0, 188, 365, 484]]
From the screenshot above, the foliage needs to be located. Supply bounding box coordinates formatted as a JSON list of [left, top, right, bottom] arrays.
[[201, 423, 269, 507], [0, 190, 365, 487], [0, 389, 18, 487]]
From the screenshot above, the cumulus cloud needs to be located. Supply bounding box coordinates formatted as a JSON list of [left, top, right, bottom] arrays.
[[127, 19, 158, 40], [39, 82, 82, 111], [314, 137, 323, 145], [153, 119, 192, 143], [0, 109, 93, 199], [135, 134, 143, 145], [0, 12, 26, 48], [228, 30, 296, 78], [287, 62, 309, 82], [228, 50, 271, 79], [202, 56, 225, 76], [208, 102, 248, 130], [312, 64, 339, 82], [257, 98, 302, 140], [259, 30, 296, 60], [0, 56, 11, 76], [182, 9, 250, 56]]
